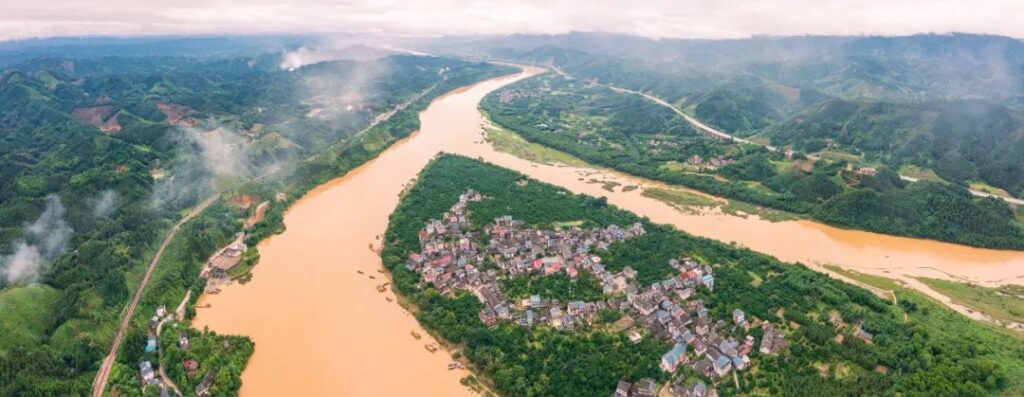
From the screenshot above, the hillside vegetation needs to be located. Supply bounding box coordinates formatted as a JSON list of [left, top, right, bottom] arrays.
[[456, 33, 1024, 201], [0, 48, 514, 396], [483, 73, 1024, 249]]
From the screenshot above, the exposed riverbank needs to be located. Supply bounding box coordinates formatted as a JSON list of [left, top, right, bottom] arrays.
[[473, 96, 1024, 332], [194, 64, 1024, 396], [192, 68, 545, 396], [473, 113, 1024, 289]]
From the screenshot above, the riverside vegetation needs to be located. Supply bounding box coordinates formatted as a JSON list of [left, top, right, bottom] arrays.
[[0, 39, 514, 396], [482, 73, 1024, 249], [381, 154, 1024, 396]]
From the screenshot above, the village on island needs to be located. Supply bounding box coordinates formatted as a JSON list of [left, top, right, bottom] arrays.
[[405, 189, 791, 397]]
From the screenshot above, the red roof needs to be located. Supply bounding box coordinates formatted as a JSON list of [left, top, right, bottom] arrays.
[[434, 255, 453, 266]]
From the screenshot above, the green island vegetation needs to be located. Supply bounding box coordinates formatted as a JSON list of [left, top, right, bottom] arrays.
[[381, 154, 1024, 396], [0, 42, 514, 396], [640, 187, 719, 211], [916, 278, 1024, 326], [481, 72, 1024, 249]]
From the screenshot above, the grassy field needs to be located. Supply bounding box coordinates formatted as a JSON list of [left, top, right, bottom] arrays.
[[641, 186, 800, 222], [916, 277, 1024, 325], [483, 121, 589, 167], [969, 181, 1015, 198], [640, 186, 720, 210], [816, 149, 866, 164], [898, 164, 945, 182], [0, 285, 60, 351], [720, 199, 801, 222], [821, 264, 903, 291]]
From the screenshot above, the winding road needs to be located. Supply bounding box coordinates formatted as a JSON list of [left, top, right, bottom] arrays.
[[552, 65, 1024, 206]]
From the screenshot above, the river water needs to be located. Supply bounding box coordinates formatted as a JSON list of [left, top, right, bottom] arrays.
[[194, 66, 1024, 396]]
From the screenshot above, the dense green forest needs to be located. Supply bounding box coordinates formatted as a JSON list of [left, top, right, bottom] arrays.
[[482, 73, 1024, 249], [381, 154, 1024, 396], [469, 33, 1024, 104], [450, 33, 1024, 202], [0, 47, 514, 396], [762, 99, 1024, 197]]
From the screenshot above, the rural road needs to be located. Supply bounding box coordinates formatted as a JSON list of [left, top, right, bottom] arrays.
[[92, 194, 219, 397], [91, 81, 439, 397], [155, 318, 183, 396], [551, 65, 1024, 206]]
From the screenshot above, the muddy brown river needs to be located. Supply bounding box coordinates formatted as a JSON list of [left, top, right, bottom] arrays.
[[194, 66, 1024, 396]]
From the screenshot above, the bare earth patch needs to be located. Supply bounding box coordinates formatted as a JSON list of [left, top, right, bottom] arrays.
[[70, 105, 121, 133]]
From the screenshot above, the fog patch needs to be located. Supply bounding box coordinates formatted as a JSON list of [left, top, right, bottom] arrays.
[[150, 122, 290, 210], [93, 189, 120, 218], [279, 38, 402, 71], [1, 195, 73, 284], [301, 58, 387, 112], [281, 46, 339, 71]]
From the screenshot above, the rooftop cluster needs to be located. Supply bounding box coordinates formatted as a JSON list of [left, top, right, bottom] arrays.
[[405, 191, 786, 394]]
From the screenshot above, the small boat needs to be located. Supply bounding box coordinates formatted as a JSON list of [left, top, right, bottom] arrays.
[[376, 285, 387, 292], [425, 344, 438, 353], [368, 275, 376, 280], [357, 270, 364, 275], [447, 363, 458, 370], [377, 269, 385, 274], [411, 331, 422, 340], [385, 297, 393, 302]]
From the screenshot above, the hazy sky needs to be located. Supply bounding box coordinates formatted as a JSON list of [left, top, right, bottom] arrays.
[[2, 0, 1022, 41]]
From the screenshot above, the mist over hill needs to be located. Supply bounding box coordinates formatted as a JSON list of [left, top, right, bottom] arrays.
[[422, 32, 1024, 198]]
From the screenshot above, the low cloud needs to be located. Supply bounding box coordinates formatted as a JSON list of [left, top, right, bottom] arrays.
[[93, 189, 120, 218], [280, 46, 339, 71], [279, 39, 401, 71], [1, 1, 1022, 42], [150, 122, 292, 210], [2, 194, 73, 284]]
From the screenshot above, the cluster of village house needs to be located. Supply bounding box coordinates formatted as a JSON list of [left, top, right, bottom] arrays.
[[136, 223, 258, 394], [139, 306, 220, 395], [406, 190, 787, 396], [682, 154, 737, 171]]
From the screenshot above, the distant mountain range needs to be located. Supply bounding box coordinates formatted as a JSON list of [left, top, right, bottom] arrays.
[[419, 32, 1024, 197]]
